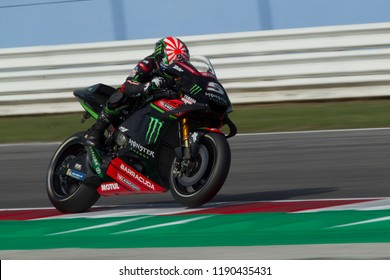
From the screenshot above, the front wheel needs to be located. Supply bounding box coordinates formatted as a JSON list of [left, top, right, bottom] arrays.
[[169, 132, 231, 208], [46, 132, 100, 213]]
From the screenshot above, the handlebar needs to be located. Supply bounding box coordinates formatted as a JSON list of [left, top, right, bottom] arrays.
[[145, 88, 179, 103]]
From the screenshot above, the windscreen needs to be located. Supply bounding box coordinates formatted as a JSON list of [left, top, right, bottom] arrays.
[[190, 56, 217, 77]]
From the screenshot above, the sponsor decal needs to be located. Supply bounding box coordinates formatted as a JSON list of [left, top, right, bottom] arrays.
[[206, 82, 225, 95], [182, 95, 196, 105], [173, 65, 184, 72], [189, 84, 202, 95], [146, 117, 164, 144], [100, 182, 120, 191], [191, 132, 199, 143], [120, 163, 156, 191], [88, 146, 103, 178], [108, 158, 166, 193], [205, 92, 228, 106], [158, 100, 175, 111], [154, 42, 163, 55], [128, 138, 155, 158], [66, 169, 86, 181], [74, 163, 82, 171], [119, 126, 128, 132], [117, 174, 141, 192]]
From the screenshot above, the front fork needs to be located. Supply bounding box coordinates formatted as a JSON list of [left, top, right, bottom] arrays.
[[175, 117, 194, 176], [181, 117, 191, 160]]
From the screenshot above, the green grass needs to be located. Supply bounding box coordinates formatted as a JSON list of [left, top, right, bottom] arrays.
[[0, 114, 94, 143], [233, 99, 390, 133], [1, 99, 390, 143]]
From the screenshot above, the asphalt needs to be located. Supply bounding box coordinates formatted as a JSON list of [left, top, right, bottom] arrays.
[[1, 128, 390, 259], [1, 128, 390, 208]]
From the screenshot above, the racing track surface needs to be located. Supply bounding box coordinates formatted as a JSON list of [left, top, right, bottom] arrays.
[[2, 128, 390, 208], [1, 128, 390, 259]]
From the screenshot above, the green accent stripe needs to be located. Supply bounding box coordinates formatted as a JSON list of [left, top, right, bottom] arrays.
[[88, 146, 103, 178], [150, 103, 165, 113], [103, 106, 120, 116], [80, 101, 99, 119], [150, 103, 178, 120]]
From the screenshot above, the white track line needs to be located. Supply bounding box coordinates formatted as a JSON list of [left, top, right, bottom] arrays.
[[113, 216, 211, 234], [47, 216, 151, 236], [330, 216, 390, 229]]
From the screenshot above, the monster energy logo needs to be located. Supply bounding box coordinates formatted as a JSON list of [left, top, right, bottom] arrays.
[[146, 117, 164, 144], [190, 84, 202, 95], [154, 40, 164, 55]]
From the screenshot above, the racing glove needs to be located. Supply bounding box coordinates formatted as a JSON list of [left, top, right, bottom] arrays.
[[143, 76, 166, 94]]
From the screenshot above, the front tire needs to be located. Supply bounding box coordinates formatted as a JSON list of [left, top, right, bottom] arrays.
[[46, 132, 100, 213], [170, 132, 231, 208]]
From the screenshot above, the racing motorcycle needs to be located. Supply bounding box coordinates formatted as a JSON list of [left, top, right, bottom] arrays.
[[46, 56, 237, 213]]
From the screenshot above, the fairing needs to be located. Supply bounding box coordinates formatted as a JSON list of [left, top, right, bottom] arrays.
[[71, 57, 236, 197], [74, 83, 116, 119]]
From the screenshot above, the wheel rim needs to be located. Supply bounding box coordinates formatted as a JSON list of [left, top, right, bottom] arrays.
[[172, 136, 216, 197], [51, 144, 86, 199]]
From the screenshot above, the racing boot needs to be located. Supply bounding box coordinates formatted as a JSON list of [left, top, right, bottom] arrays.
[[85, 110, 113, 183], [86, 110, 113, 150]]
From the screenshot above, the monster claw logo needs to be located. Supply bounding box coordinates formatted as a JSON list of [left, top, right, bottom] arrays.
[[154, 40, 164, 55], [146, 117, 164, 144], [190, 84, 202, 95]]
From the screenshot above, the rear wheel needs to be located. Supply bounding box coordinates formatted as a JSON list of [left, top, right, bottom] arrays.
[[169, 132, 231, 208], [46, 132, 100, 213]]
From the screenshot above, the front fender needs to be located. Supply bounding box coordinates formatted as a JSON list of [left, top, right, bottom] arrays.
[[198, 127, 224, 135]]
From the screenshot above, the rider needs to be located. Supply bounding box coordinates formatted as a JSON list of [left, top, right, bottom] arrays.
[[86, 36, 190, 150]]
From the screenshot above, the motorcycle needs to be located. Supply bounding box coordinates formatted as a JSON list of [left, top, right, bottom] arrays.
[[46, 56, 237, 213]]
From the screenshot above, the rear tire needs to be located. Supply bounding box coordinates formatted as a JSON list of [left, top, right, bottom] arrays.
[[169, 132, 231, 208], [46, 132, 100, 213]]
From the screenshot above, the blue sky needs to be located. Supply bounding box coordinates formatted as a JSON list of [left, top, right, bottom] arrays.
[[1, 0, 390, 49]]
